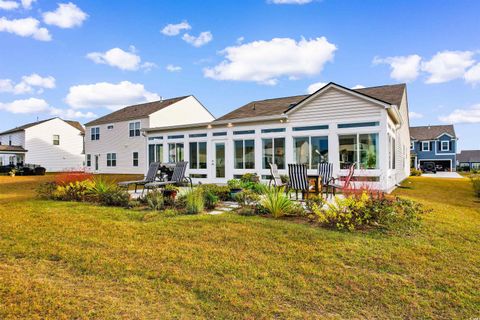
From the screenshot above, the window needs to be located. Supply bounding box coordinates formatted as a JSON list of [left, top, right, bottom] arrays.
[[389, 135, 396, 169], [261, 128, 285, 133], [293, 136, 328, 169], [234, 139, 255, 169], [293, 125, 328, 131], [8, 135, 12, 146], [421, 141, 430, 151], [262, 138, 285, 169], [107, 153, 116, 167], [168, 143, 184, 162], [339, 133, 378, 169], [129, 121, 141, 137], [189, 142, 207, 169], [168, 134, 184, 139], [410, 141, 414, 150], [233, 130, 255, 135], [338, 122, 379, 129], [90, 127, 100, 140], [107, 124, 114, 130], [148, 144, 163, 164], [441, 141, 450, 151], [132, 152, 139, 167], [189, 133, 207, 138], [212, 132, 227, 136], [52, 135, 60, 145], [86, 154, 91, 167]]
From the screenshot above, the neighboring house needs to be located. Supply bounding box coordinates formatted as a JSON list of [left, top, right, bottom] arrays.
[[0, 117, 85, 172], [457, 150, 480, 171], [144, 82, 411, 191], [84, 96, 215, 174], [410, 125, 457, 171]]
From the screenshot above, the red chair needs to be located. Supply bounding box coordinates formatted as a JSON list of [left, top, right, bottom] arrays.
[[329, 163, 355, 196]]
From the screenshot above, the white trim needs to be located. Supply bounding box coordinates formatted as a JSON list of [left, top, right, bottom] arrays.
[[421, 141, 430, 151], [441, 140, 449, 151], [435, 132, 454, 139]]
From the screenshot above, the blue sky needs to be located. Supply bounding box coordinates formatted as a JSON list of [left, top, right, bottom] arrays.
[[0, 0, 479, 150]]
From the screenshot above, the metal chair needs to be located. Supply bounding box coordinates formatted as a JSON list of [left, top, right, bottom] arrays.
[[144, 161, 192, 190], [268, 163, 285, 188], [329, 163, 356, 196], [118, 162, 160, 194], [287, 164, 310, 200]]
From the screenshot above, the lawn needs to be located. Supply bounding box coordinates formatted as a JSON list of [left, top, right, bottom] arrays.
[[0, 175, 479, 319]]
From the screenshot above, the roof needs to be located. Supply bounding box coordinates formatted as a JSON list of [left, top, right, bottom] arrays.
[[457, 150, 480, 163], [0, 117, 84, 135], [410, 125, 456, 140], [215, 83, 406, 122], [0, 145, 27, 153], [84, 96, 190, 127]]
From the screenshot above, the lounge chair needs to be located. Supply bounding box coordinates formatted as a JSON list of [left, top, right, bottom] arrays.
[[118, 162, 160, 193], [268, 163, 286, 188], [144, 161, 192, 190], [287, 164, 310, 200]]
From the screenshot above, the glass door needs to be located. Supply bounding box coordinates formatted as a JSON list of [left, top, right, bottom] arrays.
[[211, 141, 226, 181]]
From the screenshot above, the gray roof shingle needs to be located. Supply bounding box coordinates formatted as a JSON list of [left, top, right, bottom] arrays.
[[84, 96, 190, 127], [457, 150, 480, 163], [410, 125, 456, 140]]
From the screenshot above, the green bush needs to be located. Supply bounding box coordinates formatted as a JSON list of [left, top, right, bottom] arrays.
[[97, 189, 130, 207], [183, 188, 204, 214], [203, 190, 219, 210], [198, 184, 230, 201], [227, 179, 243, 190], [410, 168, 422, 176], [53, 180, 95, 201], [288, 202, 307, 216], [143, 190, 165, 211], [36, 182, 57, 199], [259, 187, 293, 218], [470, 175, 480, 198], [235, 189, 260, 216], [240, 173, 260, 184]]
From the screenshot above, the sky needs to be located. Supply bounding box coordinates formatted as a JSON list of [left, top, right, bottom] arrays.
[[0, 0, 479, 150]]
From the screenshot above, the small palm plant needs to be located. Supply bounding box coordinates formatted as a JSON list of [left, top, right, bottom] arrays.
[[260, 187, 293, 218]]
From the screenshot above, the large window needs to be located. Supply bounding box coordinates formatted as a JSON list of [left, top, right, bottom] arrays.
[[107, 153, 116, 167], [129, 121, 141, 137], [262, 138, 285, 169], [294, 136, 328, 169], [234, 139, 255, 169], [148, 144, 163, 164], [90, 127, 100, 140], [53, 135, 60, 145], [189, 142, 207, 169], [441, 140, 450, 151], [389, 135, 396, 169], [132, 152, 139, 167], [339, 133, 378, 169], [168, 143, 184, 162]]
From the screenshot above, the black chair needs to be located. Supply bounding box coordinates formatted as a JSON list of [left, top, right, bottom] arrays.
[[118, 162, 161, 193], [287, 164, 310, 200], [268, 163, 285, 188], [144, 161, 192, 190], [317, 162, 334, 195]]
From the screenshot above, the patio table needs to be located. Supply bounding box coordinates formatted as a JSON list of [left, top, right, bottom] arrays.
[[307, 174, 323, 196]]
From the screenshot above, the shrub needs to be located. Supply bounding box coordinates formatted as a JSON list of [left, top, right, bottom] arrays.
[[305, 194, 325, 212], [198, 184, 230, 201], [53, 180, 95, 202], [235, 189, 260, 215], [203, 190, 219, 210], [470, 175, 480, 198], [410, 168, 422, 176], [143, 190, 165, 211], [260, 187, 293, 218], [240, 173, 260, 184], [55, 171, 93, 186], [288, 202, 307, 216], [36, 182, 57, 199], [227, 179, 243, 190], [184, 188, 205, 214], [280, 174, 289, 184]]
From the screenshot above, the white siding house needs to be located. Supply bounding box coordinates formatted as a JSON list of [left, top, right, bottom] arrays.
[[84, 95, 215, 174], [144, 83, 410, 192], [0, 117, 85, 171]]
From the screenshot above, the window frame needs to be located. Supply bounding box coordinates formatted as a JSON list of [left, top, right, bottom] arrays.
[[441, 140, 450, 151], [262, 137, 286, 170], [132, 152, 139, 167], [90, 127, 100, 141], [339, 133, 379, 170], [189, 141, 207, 169], [421, 141, 430, 151], [148, 143, 164, 164], [86, 154, 91, 167], [293, 135, 329, 170], [168, 143, 184, 163], [106, 153, 117, 167], [410, 141, 414, 150], [234, 139, 255, 170], [53, 134, 60, 145], [129, 121, 141, 137]]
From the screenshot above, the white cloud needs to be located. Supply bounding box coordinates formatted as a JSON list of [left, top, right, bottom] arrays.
[[306, 81, 327, 94], [0, 17, 51, 41], [268, 0, 313, 4], [43, 2, 88, 28], [373, 54, 422, 82], [464, 63, 480, 85], [65, 81, 160, 110], [161, 21, 191, 36], [0, 0, 19, 10], [409, 111, 424, 119], [49, 107, 96, 119], [204, 37, 336, 85], [166, 64, 182, 72], [236, 36, 244, 44], [439, 104, 480, 124], [352, 84, 365, 89], [86, 47, 154, 71], [21, 0, 36, 9], [0, 74, 56, 94], [182, 31, 212, 47], [0, 97, 49, 114], [421, 50, 475, 84]]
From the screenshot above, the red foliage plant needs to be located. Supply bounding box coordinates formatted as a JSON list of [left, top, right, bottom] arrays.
[[55, 171, 94, 186], [343, 180, 386, 200]]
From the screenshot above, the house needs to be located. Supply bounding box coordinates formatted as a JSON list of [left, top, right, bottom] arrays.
[[84, 96, 215, 174], [143, 82, 411, 191], [0, 117, 85, 171], [410, 125, 457, 171], [457, 150, 480, 171]]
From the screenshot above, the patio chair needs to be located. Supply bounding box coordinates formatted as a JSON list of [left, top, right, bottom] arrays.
[[268, 163, 285, 188], [317, 162, 334, 194], [118, 162, 160, 193], [287, 164, 310, 200], [329, 163, 356, 196], [144, 161, 192, 190]]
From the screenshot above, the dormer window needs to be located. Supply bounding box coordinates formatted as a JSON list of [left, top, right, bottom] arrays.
[[421, 141, 430, 151], [129, 121, 141, 137], [441, 141, 450, 151]]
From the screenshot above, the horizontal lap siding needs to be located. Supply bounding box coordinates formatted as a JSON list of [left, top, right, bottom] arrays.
[[288, 88, 382, 123]]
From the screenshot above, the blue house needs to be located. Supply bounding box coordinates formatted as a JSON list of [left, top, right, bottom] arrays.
[[410, 125, 457, 171], [457, 150, 480, 171]]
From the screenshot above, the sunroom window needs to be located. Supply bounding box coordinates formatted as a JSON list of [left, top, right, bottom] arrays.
[[234, 139, 255, 169], [189, 142, 207, 169], [168, 143, 184, 162], [149, 144, 163, 164], [262, 138, 285, 169], [339, 133, 378, 169], [293, 136, 328, 169]]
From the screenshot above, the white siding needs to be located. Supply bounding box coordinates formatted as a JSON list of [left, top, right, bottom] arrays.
[[0, 131, 25, 146], [24, 118, 84, 172], [396, 90, 411, 181], [288, 87, 382, 124], [149, 96, 214, 128]]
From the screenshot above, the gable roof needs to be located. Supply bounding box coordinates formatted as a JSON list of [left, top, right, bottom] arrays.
[[457, 150, 480, 163], [0, 118, 84, 135], [215, 83, 406, 122], [85, 96, 190, 127], [0, 145, 27, 153], [410, 125, 456, 140]]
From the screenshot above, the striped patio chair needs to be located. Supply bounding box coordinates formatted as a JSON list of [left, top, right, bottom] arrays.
[[268, 163, 285, 188], [288, 163, 310, 200], [317, 162, 334, 194]]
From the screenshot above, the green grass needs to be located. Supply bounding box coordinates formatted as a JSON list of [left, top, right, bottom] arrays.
[[0, 175, 479, 319]]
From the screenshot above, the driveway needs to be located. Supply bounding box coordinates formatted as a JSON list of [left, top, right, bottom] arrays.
[[421, 172, 464, 179]]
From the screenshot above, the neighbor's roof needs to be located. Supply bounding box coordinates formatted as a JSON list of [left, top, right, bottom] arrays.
[[457, 150, 480, 163], [0, 118, 84, 135], [85, 96, 190, 127], [410, 125, 456, 140], [0, 145, 27, 153]]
